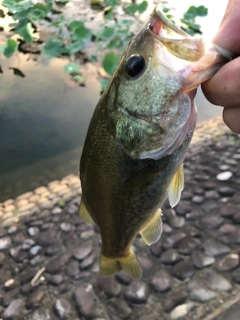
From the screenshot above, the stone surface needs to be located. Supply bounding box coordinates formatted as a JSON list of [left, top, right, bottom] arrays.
[[199, 215, 224, 230], [72, 244, 92, 261], [188, 279, 216, 302], [108, 298, 132, 319], [125, 281, 149, 304], [192, 250, 215, 269], [217, 254, 239, 271], [54, 298, 72, 319], [232, 267, 240, 283], [97, 276, 121, 297], [173, 260, 194, 280], [162, 291, 188, 312], [151, 270, 172, 292], [202, 269, 232, 291], [26, 289, 46, 309], [46, 255, 70, 274], [3, 298, 24, 319], [176, 236, 200, 255], [170, 302, 194, 320], [202, 239, 230, 256], [160, 249, 182, 265]]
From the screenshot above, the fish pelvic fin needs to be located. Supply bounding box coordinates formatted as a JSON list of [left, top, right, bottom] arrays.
[[168, 164, 184, 208], [100, 249, 142, 279], [79, 198, 95, 224], [139, 208, 162, 246]]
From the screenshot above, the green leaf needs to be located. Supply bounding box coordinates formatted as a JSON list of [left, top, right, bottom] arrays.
[[105, 38, 122, 49], [196, 5, 208, 17], [106, 0, 118, 7], [64, 62, 80, 74], [100, 27, 115, 40], [3, 38, 18, 58], [0, 9, 5, 18], [9, 67, 25, 77], [27, 4, 48, 20], [100, 78, 109, 92], [18, 23, 33, 42], [58, 199, 65, 207], [2, 0, 32, 12], [0, 44, 7, 53], [65, 41, 83, 54], [138, 1, 148, 14], [43, 38, 64, 57], [14, 18, 28, 32], [90, 55, 98, 62], [162, 6, 170, 13], [102, 52, 119, 75], [69, 21, 92, 42], [73, 74, 84, 83], [125, 3, 138, 15], [13, 9, 30, 20], [117, 19, 134, 27]]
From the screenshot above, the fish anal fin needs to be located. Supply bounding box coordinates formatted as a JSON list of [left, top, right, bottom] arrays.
[[100, 249, 142, 279], [79, 198, 95, 224], [168, 164, 184, 208], [140, 208, 162, 246]]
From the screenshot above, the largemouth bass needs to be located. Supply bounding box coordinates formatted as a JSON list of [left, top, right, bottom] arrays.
[[80, 8, 233, 278]]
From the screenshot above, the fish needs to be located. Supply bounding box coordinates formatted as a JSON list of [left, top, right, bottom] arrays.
[[79, 7, 233, 278]]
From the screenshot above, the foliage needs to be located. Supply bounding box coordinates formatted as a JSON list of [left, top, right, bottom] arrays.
[[0, 0, 208, 91]]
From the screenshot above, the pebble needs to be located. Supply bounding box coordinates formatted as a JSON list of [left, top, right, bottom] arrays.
[[74, 285, 105, 318], [4, 278, 15, 290], [3, 288, 19, 307], [97, 276, 121, 297], [30, 255, 45, 266], [192, 250, 215, 269], [169, 216, 185, 228], [54, 298, 72, 319], [202, 269, 232, 291], [37, 230, 57, 247], [232, 267, 240, 283], [216, 171, 233, 181], [176, 236, 200, 255], [26, 289, 46, 309], [162, 291, 188, 312], [46, 255, 70, 274], [218, 224, 237, 234], [202, 239, 230, 256], [217, 254, 239, 271], [170, 302, 194, 320], [67, 260, 80, 277], [73, 244, 92, 261], [60, 222, 72, 233], [186, 210, 203, 220], [151, 270, 172, 292], [191, 196, 204, 204], [52, 207, 62, 215], [115, 271, 132, 285], [3, 298, 24, 319], [108, 298, 132, 319], [138, 256, 153, 277], [162, 232, 187, 249], [80, 253, 95, 270], [149, 242, 162, 257], [0, 252, 6, 266], [219, 205, 235, 217], [28, 227, 40, 237], [47, 274, 64, 286], [0, 237, 11, 250], [160, 249, 182, 265], [200, 215, 224, 230], [30, 245, 43, 256], [45, 245, 60, 256], [173, 260, 194, 280], [125, 281, 150, 305], [218, 186, 235, 197], [188, 279, 216, 302]]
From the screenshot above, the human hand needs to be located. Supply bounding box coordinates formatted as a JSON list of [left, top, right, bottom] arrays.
[[202, 0, 240, 133]]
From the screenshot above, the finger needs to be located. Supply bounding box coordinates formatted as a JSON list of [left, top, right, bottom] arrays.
[[202, 57, 240, 108], [223, 107, 240, 134]]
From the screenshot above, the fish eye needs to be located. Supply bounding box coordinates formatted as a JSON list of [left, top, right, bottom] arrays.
[[125, 54, 145, 78]]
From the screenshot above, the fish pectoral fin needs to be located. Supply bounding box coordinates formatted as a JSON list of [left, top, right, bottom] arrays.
[[168, 164, 184, 208], [79, 198, 95, 224], [139, 208, 162, 246], [100, 250, 142, 279]]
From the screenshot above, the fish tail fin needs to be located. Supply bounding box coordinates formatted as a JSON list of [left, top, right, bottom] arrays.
[[79, 198, 95, 224], [100, 249, 142, 279]]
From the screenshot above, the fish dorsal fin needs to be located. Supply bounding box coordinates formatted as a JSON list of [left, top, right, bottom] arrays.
[[168, 164, 184, 208], [139, 208, 162, 246], [79, 198, 95, 224]]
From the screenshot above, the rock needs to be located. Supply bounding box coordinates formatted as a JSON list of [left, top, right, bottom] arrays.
[[138, 256, 153, 277], [46, 255, 70, 274], [54, 298, 71, 319], [173, 260, 194, 280], [218, 165, 229, 171], [170, 302, 194, 320], [0, 237, 11, 250], [73, 244, 92, 261], [10, 246, 28, 262], [191, 196, 204, 204], [217, 254, 239, 271], [4, 279, 15, 290], [149, 242, 162, 257], [188, 279, 216, 302], [199, 215, 224, 230], [28, 227, 40, 237], [125, 281, 149, 305], [108, 298, 132, 319], [47, 274, 64, 286], [45, 245, 60, 256], [232, 267, 240, 283], [53, 283, 70, 296], [219, 205, 235, 217], [169, 216, 185, 228], [30, 255, 45, 266], [20, 267, 37, 284], [226, 230, 240, 244], [233, 212, 240, 223], [30, 245, 43, 256], [160, 249, 182, 265], [80, 254, 95, 270], [216, 171, 232, 181], [17, 191, 33, 200], [163, 223, 172, 234], [3, 288, 19, 307], [74, 285, 106, 318], [20, 283, 35, 295], [29, 308, 54, 320], [115, 271, 132, 285], [97, 276, 121, 297], [52, 207, 62, 215], [174, 202, 191, 215], [192, 250, 215, 269], [162, 232, 187, 249], [67, 260, 80, 277], [202, 269, 232, 291], [7, 225, 19, 235], [151, 270, 172, 292], [218, 224, 237, 234], [12, 232, 25, 244], [26, 289, 46, 309], [2, 216, 19, 228], [60, 222, 72, 233], [37, 230, 57, 247], [81, 229, 95, 239], [186, 210, 203, 220], [22, 239, 35, 250], [204, 190, 219, 200], [3, 298, 24, 319], [202, 239, 230, 256], [162, 291, 188, 312], [218, 186, 235, 197], [34, 186, 48, 195], [176, 236, 200, 255]]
